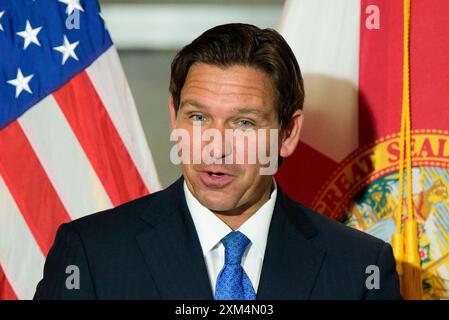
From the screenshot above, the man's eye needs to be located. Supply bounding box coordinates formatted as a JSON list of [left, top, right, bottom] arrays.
[[191, 114, 206, 122], [238, 119, 255, 127]]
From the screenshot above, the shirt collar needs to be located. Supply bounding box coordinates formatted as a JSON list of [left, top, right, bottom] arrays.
[[184, 179, 277, 258]]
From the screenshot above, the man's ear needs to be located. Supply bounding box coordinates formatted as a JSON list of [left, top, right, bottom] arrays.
[[279, 110, 304, 158], [168, 96, 177, 131]]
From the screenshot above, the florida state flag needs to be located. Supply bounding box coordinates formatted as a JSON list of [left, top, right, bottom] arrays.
[[277, 0, 449, 299]]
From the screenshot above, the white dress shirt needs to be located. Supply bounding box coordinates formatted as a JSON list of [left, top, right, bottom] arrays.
[[184, 180, 277, 295]]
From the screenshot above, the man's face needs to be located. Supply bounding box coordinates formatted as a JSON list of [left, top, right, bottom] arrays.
[[170, 63, 282, 213]]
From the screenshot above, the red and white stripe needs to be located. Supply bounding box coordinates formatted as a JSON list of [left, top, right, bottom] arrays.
[[280, 0, 361, 163], [276, 0, 361, 205], [0, 46, 161, 299]]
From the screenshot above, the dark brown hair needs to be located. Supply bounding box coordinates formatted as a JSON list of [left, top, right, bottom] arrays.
[[169, 23, 304, 132]]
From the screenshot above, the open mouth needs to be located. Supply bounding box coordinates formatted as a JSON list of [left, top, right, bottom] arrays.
[[199, 170, 234, 188], [207, 171, 225, 177]]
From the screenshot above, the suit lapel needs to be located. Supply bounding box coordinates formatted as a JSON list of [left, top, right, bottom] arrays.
[[135, 177, 326, 300], [136, 178, 213, 299], [257, 188, 326, 300]]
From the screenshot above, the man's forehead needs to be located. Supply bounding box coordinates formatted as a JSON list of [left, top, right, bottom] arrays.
[[180, 64, 276, 112], [184, 64, 273, 91]]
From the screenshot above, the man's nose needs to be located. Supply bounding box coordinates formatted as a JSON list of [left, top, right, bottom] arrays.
[[204, 124, 233, 160]]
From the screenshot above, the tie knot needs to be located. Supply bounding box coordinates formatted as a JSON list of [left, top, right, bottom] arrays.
[[221, 231, 251, 265]]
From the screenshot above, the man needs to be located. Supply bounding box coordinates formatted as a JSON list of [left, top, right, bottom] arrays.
[[34, 23, 401, 299]]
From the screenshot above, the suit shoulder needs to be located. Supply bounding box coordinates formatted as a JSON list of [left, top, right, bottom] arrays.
[[287, 198, 386, 252], [67, 188, 166, 236]]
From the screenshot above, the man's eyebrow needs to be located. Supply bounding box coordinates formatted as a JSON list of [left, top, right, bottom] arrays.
[[234, 107, 266, 116], [180, 99, 207, 110]]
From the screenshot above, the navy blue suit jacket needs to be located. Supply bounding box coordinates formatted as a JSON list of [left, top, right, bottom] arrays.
[[34, 177, 401, 299]]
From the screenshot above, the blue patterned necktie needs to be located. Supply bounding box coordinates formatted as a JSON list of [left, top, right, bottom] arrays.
[[214, 231, 256, 300]]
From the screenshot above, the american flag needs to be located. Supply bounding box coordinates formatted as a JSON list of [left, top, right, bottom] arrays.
[[0, 0, 161, 299]]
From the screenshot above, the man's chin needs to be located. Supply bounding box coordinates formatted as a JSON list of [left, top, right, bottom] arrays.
[[202, 201, 233, 212], [196, 193, 236, 212]]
